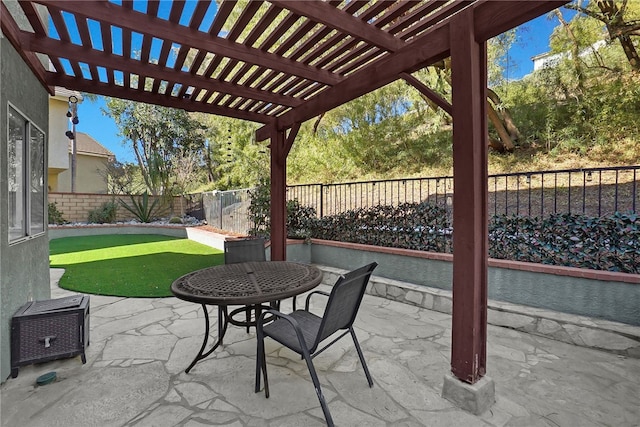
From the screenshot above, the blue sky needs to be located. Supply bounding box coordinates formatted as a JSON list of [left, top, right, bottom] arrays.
[[74, 9, 573, 164]]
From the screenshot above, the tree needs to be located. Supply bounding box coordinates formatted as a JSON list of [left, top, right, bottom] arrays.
[[100, 159, 141, 194], [566, 0, 640, 71], [103, 100, 207, 196]]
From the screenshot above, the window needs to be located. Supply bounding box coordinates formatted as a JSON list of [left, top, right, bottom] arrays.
[[8, 105, 45, 243]]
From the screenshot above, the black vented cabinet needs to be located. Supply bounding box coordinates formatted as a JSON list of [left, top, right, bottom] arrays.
[[11, 295, 90, 378]]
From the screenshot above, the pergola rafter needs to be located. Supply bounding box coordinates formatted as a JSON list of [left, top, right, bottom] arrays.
[[1, 0, 568, 402]]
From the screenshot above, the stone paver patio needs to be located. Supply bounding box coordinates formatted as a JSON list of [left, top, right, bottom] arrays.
[[1, 269, 639, 426]]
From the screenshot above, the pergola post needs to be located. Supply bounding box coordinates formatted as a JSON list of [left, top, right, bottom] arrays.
[[269, 128, 287, 261], [442, 8, 494, 414], [268, 123, 301, 261]]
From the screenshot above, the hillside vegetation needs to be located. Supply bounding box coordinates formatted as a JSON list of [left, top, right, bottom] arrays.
[[102, 2, 640, 194]]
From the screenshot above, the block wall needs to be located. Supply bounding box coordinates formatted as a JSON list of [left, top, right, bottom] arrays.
[[48, 193, 187, 223]]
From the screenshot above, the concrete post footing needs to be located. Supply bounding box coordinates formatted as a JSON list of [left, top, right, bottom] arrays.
[[441, 372, 495, 415]]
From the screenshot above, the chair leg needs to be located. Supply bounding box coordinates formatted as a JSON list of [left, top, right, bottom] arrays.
[[255, 325, 270, 397], [255, 333, 263, 393], [245, 306, 251, 333], [350, 328, 373, 387], [301, 351, 335, 427]]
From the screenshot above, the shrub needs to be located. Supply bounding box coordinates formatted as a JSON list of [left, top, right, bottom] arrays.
[[48, 202, 67, 225], [311, 202, 451, 252], [169, 216, 183, 224], [489, 212, 640, 274], [119, 192, 161, 223], [87, 201, 118, 224]]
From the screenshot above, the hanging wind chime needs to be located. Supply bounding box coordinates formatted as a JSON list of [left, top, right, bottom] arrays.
[[66, 96, 79, 192]]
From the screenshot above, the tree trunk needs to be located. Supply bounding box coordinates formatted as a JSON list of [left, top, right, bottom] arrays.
[[487, 101, 515, 152], [487, 88, 521, 141]]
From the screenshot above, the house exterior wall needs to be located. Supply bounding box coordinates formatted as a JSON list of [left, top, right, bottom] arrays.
[[0, 35, 51, 383], [48, 97, 70, 173], [56, 153, 109, 193]]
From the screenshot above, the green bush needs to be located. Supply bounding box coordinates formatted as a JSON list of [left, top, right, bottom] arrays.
[[247, 181, 319, 240], [87, 201, 118, 224], [169, 216, 183, 224], [48, 202, 67, 225], [119, 192, 161, 223], [311, 202, 451, 252], [489, 212, 640, 274]]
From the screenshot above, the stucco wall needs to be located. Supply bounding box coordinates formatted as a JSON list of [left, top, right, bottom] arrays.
[[306, 239, 640, 326], [1, 36, 52, 383]]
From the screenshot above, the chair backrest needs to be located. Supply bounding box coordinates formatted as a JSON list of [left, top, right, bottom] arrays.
[[313, 262, 378, 347], [224, 238, 267, 264]]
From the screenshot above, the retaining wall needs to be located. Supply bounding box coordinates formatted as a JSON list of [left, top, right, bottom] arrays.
[[48, 193, 188, 223]]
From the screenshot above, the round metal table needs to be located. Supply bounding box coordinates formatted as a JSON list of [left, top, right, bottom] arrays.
[[171, 261, 323, 373]]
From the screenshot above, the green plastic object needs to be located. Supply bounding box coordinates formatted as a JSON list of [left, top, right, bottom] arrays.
[[36, 371, 56, 386]]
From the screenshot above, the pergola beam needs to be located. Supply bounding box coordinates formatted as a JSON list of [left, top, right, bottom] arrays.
[[47, 74, 270, 123], [401, 72, 452, 115], [0, 2, 53, 94], [22, 32, 302, 109], [34, 0, 343, 86]]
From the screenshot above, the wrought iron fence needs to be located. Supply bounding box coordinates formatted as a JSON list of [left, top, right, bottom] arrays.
[[198, 166, 639, 235], [287, 165, 640, 219]]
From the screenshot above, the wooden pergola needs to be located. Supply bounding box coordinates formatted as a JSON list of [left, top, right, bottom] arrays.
[[2, 0, 566, 393]]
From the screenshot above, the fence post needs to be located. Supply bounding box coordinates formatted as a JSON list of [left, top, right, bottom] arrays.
[[319, 183, 324, 218]]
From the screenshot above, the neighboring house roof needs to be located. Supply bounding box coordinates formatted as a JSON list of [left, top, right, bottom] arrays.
[[69, 132, 115, 159]]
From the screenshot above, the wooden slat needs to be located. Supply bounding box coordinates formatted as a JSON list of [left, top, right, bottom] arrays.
[[168, 0, 186, 24], [20, 2, 48, 35], [190, 1, 212, 30], [395, 1, 472, 41], [40, 1, 342, 86], [256, 24, 449, 140], [227, 1, 263, 41], [75, 14, 93, 48], [47, 6, 71, 42], [122, 28, 132, 60], [244, 4, 283, 48], [100, 19, 112, 54], [140, 34, 152, 64], [258, 12, 300, 52], [147, 1, 160, 18], [271, 0, 403, 51], [381, 0, 448, 32], [208, 0, 236, 36]]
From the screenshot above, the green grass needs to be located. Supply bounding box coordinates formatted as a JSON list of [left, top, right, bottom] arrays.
[[50, 234, 224, 297]]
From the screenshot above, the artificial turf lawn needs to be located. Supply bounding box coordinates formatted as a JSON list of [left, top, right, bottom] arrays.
[[50, 234, 224, 297]]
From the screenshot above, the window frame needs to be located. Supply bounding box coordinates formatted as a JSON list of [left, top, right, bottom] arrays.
[[7, 103, 46, 244]]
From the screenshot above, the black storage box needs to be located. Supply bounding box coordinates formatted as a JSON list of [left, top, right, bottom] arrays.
[[11, 295, 90, 378]]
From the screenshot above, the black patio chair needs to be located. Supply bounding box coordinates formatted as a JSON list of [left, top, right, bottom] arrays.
[[224, 237, 267, 264], [224, 238, 267, 332], [255, 262, 378, 427]]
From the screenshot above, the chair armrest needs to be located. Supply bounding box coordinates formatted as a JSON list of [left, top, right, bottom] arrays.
[[257, 309, 312, 355], [304, 290, 330, 311]]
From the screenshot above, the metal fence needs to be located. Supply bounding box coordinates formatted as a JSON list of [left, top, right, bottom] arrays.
[[287, 165, 640, 219], [198, 166, 639, 235]]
